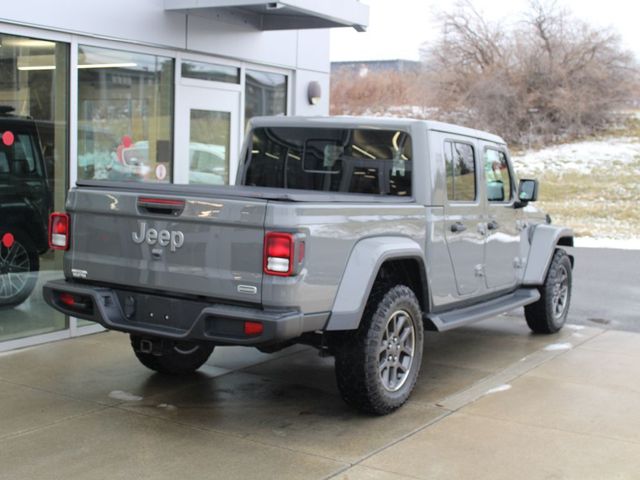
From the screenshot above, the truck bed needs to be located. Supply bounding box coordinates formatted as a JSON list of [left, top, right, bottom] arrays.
[[77, 180, 415, 204]]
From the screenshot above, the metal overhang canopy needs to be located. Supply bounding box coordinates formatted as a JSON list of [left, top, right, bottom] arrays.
[[164, 0, 369, 32]]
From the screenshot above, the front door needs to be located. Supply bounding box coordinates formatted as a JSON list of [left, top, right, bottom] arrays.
[[174, 86, 240, 185], [481, 143, 520, 290]]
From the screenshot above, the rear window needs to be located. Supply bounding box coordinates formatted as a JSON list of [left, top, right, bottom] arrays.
[[243, 127, 412, 196], [0, 127, 43, 178]]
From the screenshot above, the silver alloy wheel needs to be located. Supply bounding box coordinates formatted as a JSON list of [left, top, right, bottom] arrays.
[[552, 264, 570, 319], [378, 309, 416, 392], [0, 240, 30, 300]]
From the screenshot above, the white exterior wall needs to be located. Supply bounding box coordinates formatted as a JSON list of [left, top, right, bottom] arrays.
[[0, 0, 331, 115], [0, 0, 188, 50]]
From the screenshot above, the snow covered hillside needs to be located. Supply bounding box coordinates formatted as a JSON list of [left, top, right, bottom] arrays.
[[512, 137, 640, 176], [511, 135, 640, 249]]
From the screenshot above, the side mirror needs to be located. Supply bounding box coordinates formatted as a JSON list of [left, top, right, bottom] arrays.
[[515, 179, 538, 208]]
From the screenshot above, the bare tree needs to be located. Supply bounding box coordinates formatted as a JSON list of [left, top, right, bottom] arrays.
[[330, 1, 637, 145], [419, 0, 638, 144]]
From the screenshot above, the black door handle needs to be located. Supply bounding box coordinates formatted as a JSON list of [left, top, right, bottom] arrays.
[[487, 220, 499, 230], [450, 222, 467, 233]]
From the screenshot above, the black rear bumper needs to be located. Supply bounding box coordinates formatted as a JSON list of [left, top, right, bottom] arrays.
[[43, 279, 320, 345]]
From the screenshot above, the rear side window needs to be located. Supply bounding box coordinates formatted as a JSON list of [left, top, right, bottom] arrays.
[[0, 152, 8, 173], [244, 127, 412, 196], [444, 140, 476, 202], [14, 133, 38, 173], [0, 130, 42, 178]]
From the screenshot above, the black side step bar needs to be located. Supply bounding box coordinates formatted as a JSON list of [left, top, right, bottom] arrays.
[[425, 288, 540, 332]]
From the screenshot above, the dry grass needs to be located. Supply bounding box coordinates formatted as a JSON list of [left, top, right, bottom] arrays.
[[536, 158, 640, 238], [515, 111, 640, 239], [603, 115, 640, 139]]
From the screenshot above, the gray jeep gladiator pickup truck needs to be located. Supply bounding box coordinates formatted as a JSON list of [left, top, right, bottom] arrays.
[[43, 116, 573, 414]]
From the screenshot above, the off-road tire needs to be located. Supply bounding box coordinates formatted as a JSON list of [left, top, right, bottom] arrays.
[[130, 335, 214, 374], [525, 249, 572, 334], [0, 228, 39, 309], [334, 284, 424, 415]]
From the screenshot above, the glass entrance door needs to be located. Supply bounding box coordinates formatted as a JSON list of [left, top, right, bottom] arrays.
[[174, 86, 240, 185]]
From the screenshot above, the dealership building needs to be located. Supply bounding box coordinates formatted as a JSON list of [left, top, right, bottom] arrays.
[[0, 0, 369, 351]]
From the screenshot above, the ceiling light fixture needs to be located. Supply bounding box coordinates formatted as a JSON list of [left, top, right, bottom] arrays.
[[17, 65, 56, 71], [78, 62, 137, 69]]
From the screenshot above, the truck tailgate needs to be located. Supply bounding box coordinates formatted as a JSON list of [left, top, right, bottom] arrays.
[[65, 187, 266, 304]]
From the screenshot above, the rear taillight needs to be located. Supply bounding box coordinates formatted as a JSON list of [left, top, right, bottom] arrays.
[[55, 291, 93, 314], [244, 321, 264, 336], [49, 212, 70, 250], [59, 293, 76, 307], [264, 232, 294, 276]]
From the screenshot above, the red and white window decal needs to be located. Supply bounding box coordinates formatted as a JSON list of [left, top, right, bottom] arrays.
[[1, 233, 14, 249], [1, 131, 14, 147]]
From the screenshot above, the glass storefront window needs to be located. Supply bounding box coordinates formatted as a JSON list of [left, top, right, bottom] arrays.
[[245, 69, 287, 125], [0, 33, 69, 341], [77, 46, 174, 183], [182, 61, 239, 84]]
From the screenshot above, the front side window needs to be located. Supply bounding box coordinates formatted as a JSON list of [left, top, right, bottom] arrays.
[[444, 140, 476, 202], [484, 148, 512, 202], [245, 127, 412, 196], [77, 46, 174, 183]]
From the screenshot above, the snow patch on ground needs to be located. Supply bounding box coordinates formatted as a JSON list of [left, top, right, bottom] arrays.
[[109, 390, 143, 402], [512, 137, 640, 175], [157, 403, 177, 411], [485, 384, 512, 395], [574, 237, 640, 250], [544, 342, 573, 352], [565, 324, 585, 331]]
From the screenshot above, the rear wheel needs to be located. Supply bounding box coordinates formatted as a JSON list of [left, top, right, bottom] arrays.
[[525, 249, 572, 333], [334, 284, 424, 415], [0, 229, 39, 308], [130, 335, 214, 374]]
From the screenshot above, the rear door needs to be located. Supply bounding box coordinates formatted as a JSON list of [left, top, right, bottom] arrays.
[[442, 138, 485, 297], [66, 187, 266, 304]]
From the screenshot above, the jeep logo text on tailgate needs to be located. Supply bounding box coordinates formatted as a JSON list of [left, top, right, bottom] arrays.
[[132, 222, 184, 252]]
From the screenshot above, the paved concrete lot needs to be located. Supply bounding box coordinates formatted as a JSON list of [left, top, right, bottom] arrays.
[[568, 247, 640, 332], [1, 316, 639, 479]]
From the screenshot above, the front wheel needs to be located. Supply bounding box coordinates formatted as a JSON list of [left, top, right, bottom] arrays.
[[130, 335, 214, 374], [334, 284, 424, 415], [525, 249, 572, 334]]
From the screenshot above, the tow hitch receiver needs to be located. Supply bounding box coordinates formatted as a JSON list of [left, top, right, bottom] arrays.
[[134, 337, 172, 356], [139, 338, 155, 354]]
